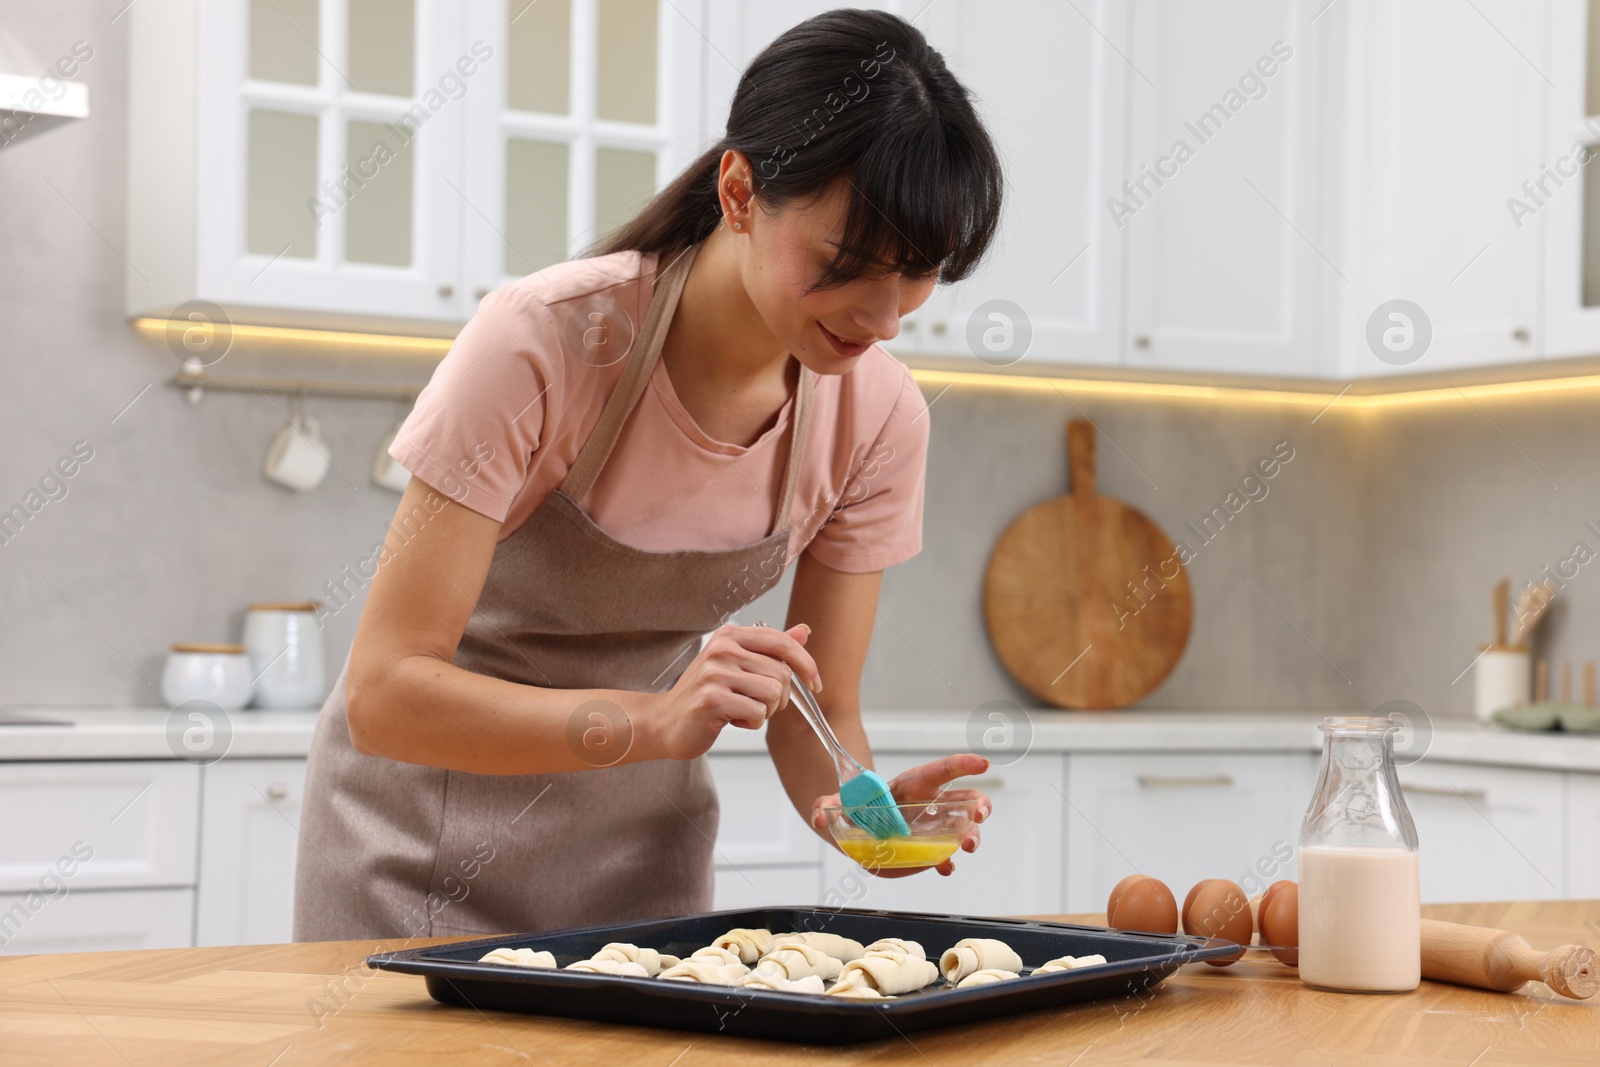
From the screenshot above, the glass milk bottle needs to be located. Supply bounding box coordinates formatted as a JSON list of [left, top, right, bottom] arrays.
[[1297, 716, 1421, 993]]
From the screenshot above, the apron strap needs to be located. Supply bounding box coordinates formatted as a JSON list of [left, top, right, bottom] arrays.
[[770, 364, 812, 537], [560, 241, 816, 542], [558, 243, 698, 504]]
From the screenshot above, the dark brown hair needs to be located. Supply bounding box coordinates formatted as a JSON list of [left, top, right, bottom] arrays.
[[587, 8, 1003, 292]]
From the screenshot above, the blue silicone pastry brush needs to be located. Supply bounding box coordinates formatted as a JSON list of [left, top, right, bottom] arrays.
[[756, 621, 910, 840]]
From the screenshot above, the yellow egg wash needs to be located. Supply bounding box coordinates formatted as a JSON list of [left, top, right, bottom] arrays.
[[839, 835, 961, 869]]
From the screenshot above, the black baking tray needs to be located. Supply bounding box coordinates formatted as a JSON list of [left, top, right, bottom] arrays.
[[367, 905, 1237, 1044]]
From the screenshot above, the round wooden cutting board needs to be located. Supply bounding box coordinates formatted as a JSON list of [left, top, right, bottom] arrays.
[[983, 420, 1192, 709]]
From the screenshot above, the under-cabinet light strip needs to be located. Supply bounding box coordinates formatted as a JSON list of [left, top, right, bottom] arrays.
[[129, 318, 1600, 409]]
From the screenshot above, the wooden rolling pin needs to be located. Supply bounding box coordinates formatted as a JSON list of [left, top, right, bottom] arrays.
[[1422, 918, 1598, 999]]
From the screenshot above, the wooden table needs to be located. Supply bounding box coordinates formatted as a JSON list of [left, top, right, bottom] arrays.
[[2, 900, 1596, 1066]]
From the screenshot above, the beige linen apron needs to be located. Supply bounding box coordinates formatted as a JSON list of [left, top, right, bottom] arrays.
[[293, 242, 813, 941]]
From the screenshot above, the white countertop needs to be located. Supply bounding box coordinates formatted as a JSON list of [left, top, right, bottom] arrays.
[[0, 706, 321, 760], [3, 705, 1599, 772]]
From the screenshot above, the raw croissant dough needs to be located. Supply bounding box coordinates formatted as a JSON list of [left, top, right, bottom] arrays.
[[478, 947, 556, 968], [589, 942, 679, 975], [659, 946, 750, 985], [738, 971, 827, 994], [713, 927, 866, 964], [828, 938, 938, 997], [751, 942, 842, 982], [939, 938, 1024, 984], [956, 968, 1019, 988], [863, 937, 926, 960], [825, 982, 891, 1000], [566, 958, 649, 977], [1032, 953, 1107, 973], [773, 931, 866, 963], [712, 928, 774, 964]]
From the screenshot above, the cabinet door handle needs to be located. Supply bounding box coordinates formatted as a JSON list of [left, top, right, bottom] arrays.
[[437, 283, 455, 298], [266, 783, 290, 800], [1137, 774, 1234, 789], [1401, 783, 1487, 801]]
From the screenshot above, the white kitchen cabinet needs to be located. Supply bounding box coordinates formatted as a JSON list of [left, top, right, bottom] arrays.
[[127, 0, 707, 331], [1064, 752, 1313, 913], [701, 0, 896, 143], [897, 0, 1128, 368], [0, 889, 195, 956], [1121, 0, 1326, 377], [1541, 0, 1600, 360], [195, 758, 308, 946], [713, 865, 824, 911], [819, 753, 1067, 917], [1568, 772, 1600, 898], [459, 0, 710, 304], [0, 761, 199, 893], [706, 752, 825, 909], [128, 0, 472, 329], [1398, 761, 1567, 903], [707, 753, 826, 868], [1330, 0, 1546, 378], [700, 0, 1126, 369]]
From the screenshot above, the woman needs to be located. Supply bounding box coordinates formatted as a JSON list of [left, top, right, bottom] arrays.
[[293, 8, 1004, 942]]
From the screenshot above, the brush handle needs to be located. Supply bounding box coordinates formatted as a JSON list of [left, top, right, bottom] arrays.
[[751, 621, 864, 787], [787, 667, 867, 786]]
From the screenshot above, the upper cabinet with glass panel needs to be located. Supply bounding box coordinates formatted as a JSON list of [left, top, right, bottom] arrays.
[[122, 0, 1600, 383], [1544, 0, 1600, 357], [125, 0, 708, 332], [459, 0, 704, 302], [243, 0, 425, 270]]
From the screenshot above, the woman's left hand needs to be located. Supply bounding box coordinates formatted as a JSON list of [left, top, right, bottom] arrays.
[[808, 753, 992, 878]]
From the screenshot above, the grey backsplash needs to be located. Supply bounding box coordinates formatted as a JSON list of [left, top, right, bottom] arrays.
[[1, 2, 1592, 719]]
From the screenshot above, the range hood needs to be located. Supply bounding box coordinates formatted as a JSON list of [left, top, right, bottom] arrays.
[[0, 22, 89, 149]]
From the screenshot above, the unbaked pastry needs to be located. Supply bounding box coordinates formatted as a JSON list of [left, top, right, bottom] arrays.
[[478, 947, 556, 968], [738, 971, 827, 995], [713, 928, 775, 964], [955, 968, 1019, 988], [659, 947, 749, 985], [939, 938, 1023, 984], [772, 931, 867, 962], [861, 937, 927, 961], [589, 942, 679, 975], [687, 945, 744, 967], [659, 958, 748, 984], [828, 944, 938, 996], [752, 942, 843, 982], [565, 958, 649, 977], [825, 981, 892, 1000], [1032, 953, 1108, 974]]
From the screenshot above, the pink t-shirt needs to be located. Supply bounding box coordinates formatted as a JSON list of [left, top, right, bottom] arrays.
[[390, 250, 929, 573]]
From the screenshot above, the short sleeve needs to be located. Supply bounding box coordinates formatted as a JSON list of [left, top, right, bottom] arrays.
[[803, 367, 929, 573], [389, 286, 557, 524]]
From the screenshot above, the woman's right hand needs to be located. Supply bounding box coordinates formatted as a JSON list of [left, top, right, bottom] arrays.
[[644, 622, 821, 761]]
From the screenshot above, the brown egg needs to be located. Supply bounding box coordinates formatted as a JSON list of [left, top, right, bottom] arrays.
[[1258, 879, 1299, 967], [1105, 874, 1178, 934], [1181, 879, 1251, 966]]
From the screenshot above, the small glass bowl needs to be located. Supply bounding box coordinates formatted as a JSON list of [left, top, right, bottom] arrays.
[[823, 798, 979, 870]]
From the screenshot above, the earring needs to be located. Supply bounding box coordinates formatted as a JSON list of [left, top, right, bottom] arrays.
[[732, 220, 742, 230]]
